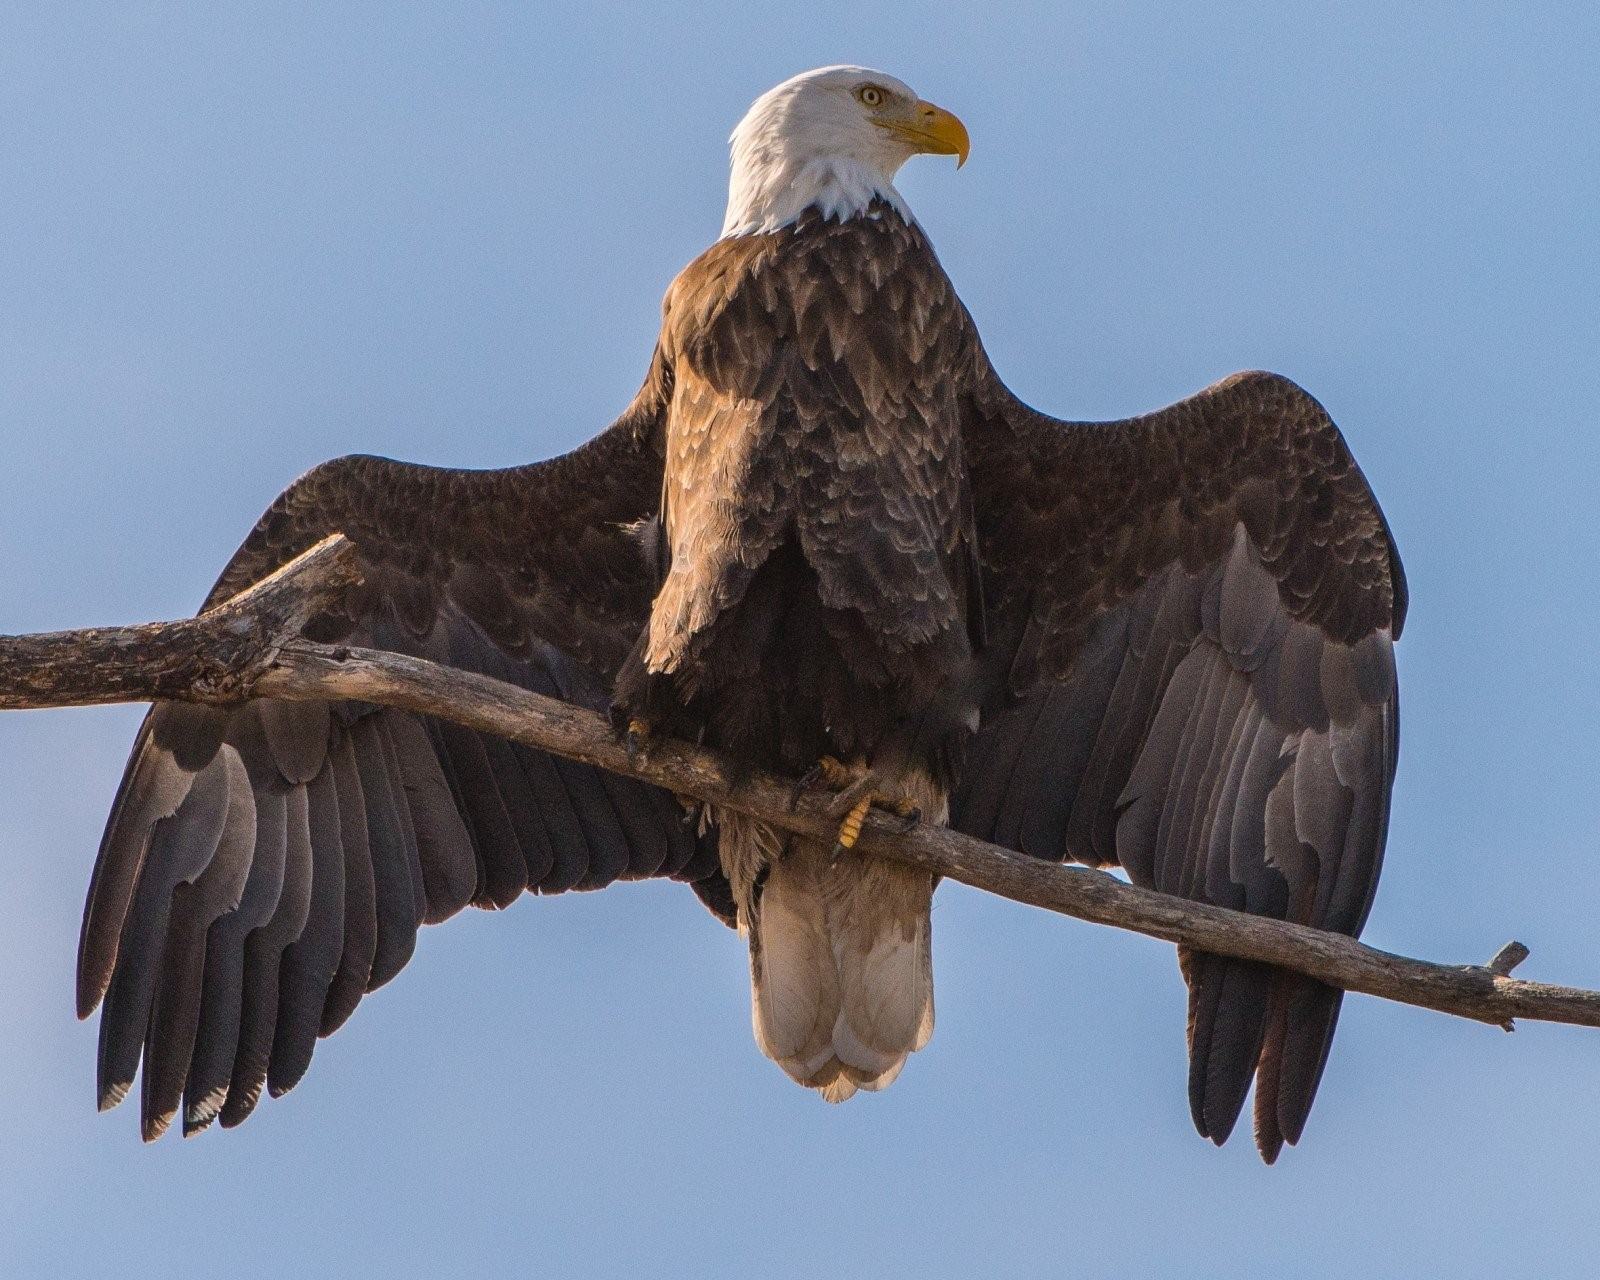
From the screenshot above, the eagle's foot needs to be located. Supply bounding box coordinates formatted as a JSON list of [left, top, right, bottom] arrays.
[[812, 761, 928, 857], [792, 757, 922, 857], [833, 792, 874, 856], [831, 790, 920, 857], [790, 754, 858, 809], [812, 755, 858, 790], [620, 716, 654, 764]]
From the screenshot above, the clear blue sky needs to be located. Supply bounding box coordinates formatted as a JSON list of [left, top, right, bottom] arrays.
[[3, 3, 1598, 1277]]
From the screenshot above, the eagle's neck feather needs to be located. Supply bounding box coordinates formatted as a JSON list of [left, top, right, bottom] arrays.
[[721, 153, 910, 239]]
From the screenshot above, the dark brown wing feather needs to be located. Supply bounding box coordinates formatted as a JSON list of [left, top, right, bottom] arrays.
[[954, 367, 1403, 1162], [79, 363, 725, 1139]]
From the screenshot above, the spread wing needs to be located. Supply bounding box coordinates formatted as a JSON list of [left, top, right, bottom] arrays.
[[79, 361, 725, 1140], [954, 368, 1405, 1162]]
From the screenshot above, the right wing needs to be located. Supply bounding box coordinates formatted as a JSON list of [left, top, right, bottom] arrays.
[[78, 366, 724, 1140], [955, 368, 1404, 1161]]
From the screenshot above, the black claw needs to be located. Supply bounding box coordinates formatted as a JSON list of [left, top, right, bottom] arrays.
[[790, 763, 824, 811], [897, 806, 922, 833]]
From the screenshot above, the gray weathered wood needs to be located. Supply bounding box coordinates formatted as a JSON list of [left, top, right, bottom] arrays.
[[0, 534, 361, 709]]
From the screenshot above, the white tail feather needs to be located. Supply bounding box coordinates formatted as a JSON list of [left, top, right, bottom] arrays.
[[750, 848, 840, 1083], [749, 838, 934, 1099]]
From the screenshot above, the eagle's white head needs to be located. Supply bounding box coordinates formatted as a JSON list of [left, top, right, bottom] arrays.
[[721, 66, 970, 239]]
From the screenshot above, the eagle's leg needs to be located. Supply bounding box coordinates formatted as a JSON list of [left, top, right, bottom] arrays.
[[794, 755, 923, 855], [832, 786, 921, 853]]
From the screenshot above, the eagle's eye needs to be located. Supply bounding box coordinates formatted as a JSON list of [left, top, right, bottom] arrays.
[[856, 85, 885, 108]]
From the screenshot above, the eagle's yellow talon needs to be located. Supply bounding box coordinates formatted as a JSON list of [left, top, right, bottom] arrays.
[[815, 755, 855, 789], [797, 755, 910, 853], [793, 754, 870, 810], [625, 717, 653, 762]]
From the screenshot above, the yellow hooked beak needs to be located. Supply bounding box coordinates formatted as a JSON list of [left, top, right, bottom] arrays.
[[878, 99, 971, 168]]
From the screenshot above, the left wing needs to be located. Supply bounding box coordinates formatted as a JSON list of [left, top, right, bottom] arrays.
[[79, 372, 730, 1142], [954, 367, 1405, 1162]]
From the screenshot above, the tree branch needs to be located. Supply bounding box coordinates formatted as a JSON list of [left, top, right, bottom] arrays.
[[0, 534, 361, 710], [4, 535, 1596, 1034]]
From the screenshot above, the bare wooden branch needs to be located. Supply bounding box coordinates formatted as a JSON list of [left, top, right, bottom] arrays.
[[4, 539, 1599, 1036], [0, 534, 361, 710], [1484, 941, 1532, 978]]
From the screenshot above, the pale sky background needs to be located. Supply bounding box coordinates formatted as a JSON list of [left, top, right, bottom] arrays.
[[3, 3, 1598, 1277]]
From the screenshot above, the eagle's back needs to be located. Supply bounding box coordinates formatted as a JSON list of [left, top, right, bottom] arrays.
[[644, 204, 980, 697]]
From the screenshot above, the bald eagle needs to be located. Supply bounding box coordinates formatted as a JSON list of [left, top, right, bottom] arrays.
[[78, 66, 1403, 1162]]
